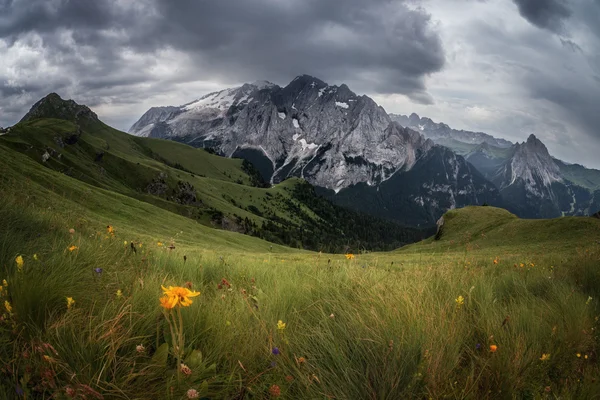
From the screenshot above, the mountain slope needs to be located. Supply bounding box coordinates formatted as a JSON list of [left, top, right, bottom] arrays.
[[393, 111, 600, 218], [403, 205, 600, 254], [1, 93, 429, 252], [464, 134, 600, 218], [130, 75, 504, 225], [390, 112, 513, 150]]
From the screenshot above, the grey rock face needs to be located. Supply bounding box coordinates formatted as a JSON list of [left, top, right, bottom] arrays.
[[495, 135, 562, 194], [130, 75, 438, 192], [130, 75, 507, 225]]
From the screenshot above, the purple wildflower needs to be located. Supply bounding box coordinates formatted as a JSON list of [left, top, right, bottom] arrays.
[[15, 385, 24, 396], [270, 361, 277, 368], [272, 347, 280, 355], [476, 343, 482, 350], [94, 268, 103, 275]]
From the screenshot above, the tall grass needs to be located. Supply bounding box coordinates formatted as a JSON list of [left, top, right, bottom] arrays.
[[1, 194, 599, 399]]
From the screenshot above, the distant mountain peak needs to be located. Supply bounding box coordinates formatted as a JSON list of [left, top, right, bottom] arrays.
[[249, 80, 277, 90], [20, 93, 98, 124], [390, 113, 513, 149], [520, 133, 551, 156]]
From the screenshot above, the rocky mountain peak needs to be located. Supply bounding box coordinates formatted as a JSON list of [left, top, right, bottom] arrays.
[[517, 134, 552, 158], [20, 93, 98, 124], [507, 134, 561, 189], [408, 113, 421, 126], [249, 80, 277, 90]]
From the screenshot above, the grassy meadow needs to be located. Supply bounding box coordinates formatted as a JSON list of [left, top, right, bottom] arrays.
[[1, 126, 600, 399]]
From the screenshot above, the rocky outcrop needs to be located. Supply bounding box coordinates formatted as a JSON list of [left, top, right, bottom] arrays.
[[171, 181, 200, 206], [20, 93, 98, 124], [435, 216, 444, 240], [146, 172, 169, 196]]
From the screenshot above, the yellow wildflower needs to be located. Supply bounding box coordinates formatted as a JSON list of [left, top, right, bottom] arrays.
[[585, 354, 588, 359], [2, 279, 7, 287], [33, 254, 38, 261], [345, 253, 355, 260], [15, 255, 24, 272], [124, 241, 128, 245], [116, 289, 122, 298], [455, 295, 465, 307], [157, 242, 163, 247], [277, 320, 286, 331], [159, 285, 200, 308], [520, 263, 524, 268], [540, 353, 550, 361], [68, 245, 78, 252], [576, 353, 581, 358], [66, 297, 75, 309], [4, 300, 12, 314]]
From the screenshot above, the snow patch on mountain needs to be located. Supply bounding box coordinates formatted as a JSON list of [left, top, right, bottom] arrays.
[[184, 88, 237, 112], [299, 138, 318, 151]]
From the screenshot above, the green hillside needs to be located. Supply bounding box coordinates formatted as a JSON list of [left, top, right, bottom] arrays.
[[404, 205, 600, 255], [0, 110, 425, 252]]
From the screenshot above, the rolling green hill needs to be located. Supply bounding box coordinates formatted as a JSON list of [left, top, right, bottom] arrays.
[[404, 205, 600, 255]]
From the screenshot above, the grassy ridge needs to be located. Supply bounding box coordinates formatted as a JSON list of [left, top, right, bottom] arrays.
[[1, 138, 600, 398]]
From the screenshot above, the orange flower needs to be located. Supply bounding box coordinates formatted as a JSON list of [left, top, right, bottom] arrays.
[[490, 345, 498, 353], [160, 285, 200, 308], [159, 295, 174, 309], [269, 385, 281, 397], [68, 245, 78, 252]]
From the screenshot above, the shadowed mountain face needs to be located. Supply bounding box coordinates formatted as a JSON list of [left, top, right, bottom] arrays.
[[130, 75, 504, 226]]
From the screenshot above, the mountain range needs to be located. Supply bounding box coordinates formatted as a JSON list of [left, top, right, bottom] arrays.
[[1, 92, 432, 252], [129, 75, 600, 225]]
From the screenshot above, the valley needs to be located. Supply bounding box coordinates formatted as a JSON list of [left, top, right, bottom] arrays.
[[0, 93, 599, 398]]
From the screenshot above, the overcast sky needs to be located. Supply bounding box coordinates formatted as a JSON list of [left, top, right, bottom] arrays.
[[1, 0, 599, 168]]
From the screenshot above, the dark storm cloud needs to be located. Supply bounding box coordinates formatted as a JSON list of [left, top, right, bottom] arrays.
[[141, 0, 445, 100], [0, 0, 445, 128], [511, 0, 572, 33], [526, 70, 600, 143]]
